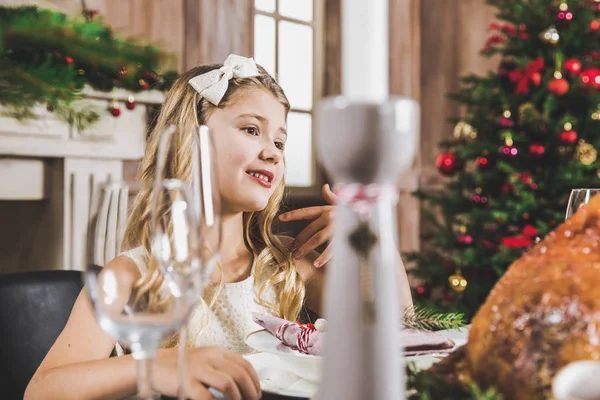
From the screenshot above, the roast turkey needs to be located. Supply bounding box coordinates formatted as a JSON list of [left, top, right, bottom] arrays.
[[431, 193, 600, 399]]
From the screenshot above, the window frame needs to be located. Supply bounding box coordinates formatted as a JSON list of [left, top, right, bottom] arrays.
[[253, 0, 325, 195]]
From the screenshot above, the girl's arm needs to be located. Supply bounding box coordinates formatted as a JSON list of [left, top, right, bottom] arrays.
[[25, 285, 139, 400], [26, 257, 261, 400]]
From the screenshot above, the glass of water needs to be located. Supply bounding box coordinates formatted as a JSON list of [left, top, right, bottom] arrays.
[[84, 180, 190, 399], [565, 189, 600, 220]]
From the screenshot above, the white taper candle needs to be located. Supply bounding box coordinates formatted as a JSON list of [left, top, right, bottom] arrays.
[[341, 0, 389, 102]]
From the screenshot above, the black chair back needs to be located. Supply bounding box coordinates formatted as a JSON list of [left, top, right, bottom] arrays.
[[0, 270, 83, 399]]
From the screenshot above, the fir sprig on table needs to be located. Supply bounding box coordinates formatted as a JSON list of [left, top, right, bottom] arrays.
[[402, 306, 466, 331]]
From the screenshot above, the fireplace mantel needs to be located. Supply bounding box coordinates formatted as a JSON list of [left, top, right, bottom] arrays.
[[0, 89, 163, 274]]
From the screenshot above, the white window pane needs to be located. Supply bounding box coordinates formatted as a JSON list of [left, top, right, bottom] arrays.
[[278, 21, 313, 110], [255, 0, 275, 13], [279, 0, 313, 22], [284, 112, 313, 187], [254, 15, 276, 77]]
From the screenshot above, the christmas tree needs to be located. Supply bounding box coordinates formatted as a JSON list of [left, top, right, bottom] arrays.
[[0, 5, 178, 128], [407, 0, 600, 319]]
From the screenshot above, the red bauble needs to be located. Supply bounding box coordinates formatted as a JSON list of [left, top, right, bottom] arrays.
[[591, 20, 600, 31], [457, 234, 473, 246], [499, 145, 518, 157], [581, 68, 600, 88], [476, 156, 493, 170], [529, 143, 546, 156], [109, 106, 121, 117], [436, 153, 463, 176], [416, 285, 428, 296], [64, 56, 74, 64], [126, 97, 136, 110], [548, 78, 570, 96], [564, 59, 582, 74], [559, 130, 578, 144]]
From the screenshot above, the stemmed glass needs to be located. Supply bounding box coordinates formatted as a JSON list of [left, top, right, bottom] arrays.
[[84, 181, 190, 399], [565, 189, 600, 220], [151, 125, 222, 400]]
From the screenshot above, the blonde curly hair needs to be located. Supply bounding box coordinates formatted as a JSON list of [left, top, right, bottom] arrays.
[[122, 63, 305, 344]]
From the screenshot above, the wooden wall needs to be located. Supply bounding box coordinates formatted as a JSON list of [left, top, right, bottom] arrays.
[[8, 0, 502, 275], [419, 0, 499, 191]]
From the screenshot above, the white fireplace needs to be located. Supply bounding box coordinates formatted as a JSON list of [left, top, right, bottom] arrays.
[[0, 89, 162, 273]]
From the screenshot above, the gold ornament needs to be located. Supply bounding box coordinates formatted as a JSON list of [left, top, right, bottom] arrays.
[[576, 140, 597, 165], [448, 273, 468, 293], [592, 104, 600, 121], [454, 121, 478, 140], [518, 102, 540, 122], [540, 26, 560, 44]]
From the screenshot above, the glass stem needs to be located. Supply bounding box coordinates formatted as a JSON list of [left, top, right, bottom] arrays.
[[177, 322, 189, 400], [137, 358, 154, 400]]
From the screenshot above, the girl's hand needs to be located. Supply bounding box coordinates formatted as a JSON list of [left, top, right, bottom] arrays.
[[279, 184, 337, 268], [153, 346, 261, 400]]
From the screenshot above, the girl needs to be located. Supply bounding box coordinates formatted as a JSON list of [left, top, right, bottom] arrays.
[[25, 54, 412, 400]]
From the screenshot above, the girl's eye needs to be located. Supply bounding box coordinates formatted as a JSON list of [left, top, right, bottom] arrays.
[[275, 141, 285, 150], [243, 127, 258, 136]]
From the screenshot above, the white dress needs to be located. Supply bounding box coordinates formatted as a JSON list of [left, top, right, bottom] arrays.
[[119, 246, 277, 354]]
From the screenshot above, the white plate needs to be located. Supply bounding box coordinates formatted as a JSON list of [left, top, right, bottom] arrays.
[[244, 326, 470, 397], [244, 352, 317, 398], [245, 330, 322, 383]]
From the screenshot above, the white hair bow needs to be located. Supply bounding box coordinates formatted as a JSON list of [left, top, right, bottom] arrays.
[[188, 54, 260, 105]]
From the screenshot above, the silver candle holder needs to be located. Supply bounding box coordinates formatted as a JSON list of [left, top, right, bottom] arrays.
[[314, 96, 419, 400]]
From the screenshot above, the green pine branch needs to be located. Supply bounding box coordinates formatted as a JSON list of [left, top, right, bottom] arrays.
[[0, 6, 178, 128], [402, 306, 466, 331]]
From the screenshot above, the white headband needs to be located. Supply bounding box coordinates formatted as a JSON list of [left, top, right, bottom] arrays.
[[188, 54, 260, 105]]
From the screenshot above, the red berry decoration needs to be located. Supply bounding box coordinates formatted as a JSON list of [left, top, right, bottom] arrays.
[[436, 153, 464, 176], [64, 56, 74, 64], [109, 101, 121, 117], [476, 156, 493, 170], [139, 79, 150, 90], [126, 96, 136, 110], [548, 78, 569, 96], [529, 144, 546, 156], [559, 130, 578, 144], [416, 285, 428, 296], [564, 59, 582, 75]]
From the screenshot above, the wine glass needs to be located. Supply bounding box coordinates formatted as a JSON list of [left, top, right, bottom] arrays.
[[84, 180, 190, 399], [151, 124, 222, 399], [565, 189, 600, 220]]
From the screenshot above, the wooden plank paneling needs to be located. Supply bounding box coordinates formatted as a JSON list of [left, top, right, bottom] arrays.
[[183, 0, 254, 68], [323, 0, 342, 96], [419, 0, 499, 190]]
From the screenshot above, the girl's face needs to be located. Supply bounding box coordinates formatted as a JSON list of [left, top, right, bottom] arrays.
[[206, 88, 287, 214]]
